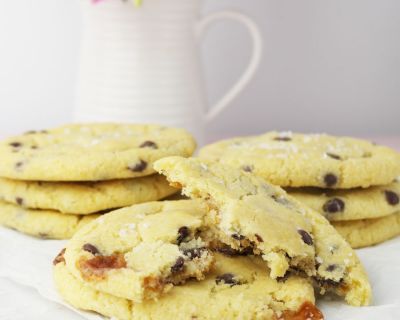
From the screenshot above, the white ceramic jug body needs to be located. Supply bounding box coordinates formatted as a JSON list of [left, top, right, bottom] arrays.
[[74, 0, 262, 144]]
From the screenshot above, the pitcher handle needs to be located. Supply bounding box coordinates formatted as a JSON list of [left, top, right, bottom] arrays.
[[198, 10, 263, 122]]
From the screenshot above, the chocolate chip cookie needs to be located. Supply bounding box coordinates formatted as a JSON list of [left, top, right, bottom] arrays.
[[0, 200, 99, 239], [64, 200, 214, 302], [0, 174, 176, 214], [199, 132, 400, 189], [288, 180, 400, 221], [0, 123, 196, 181], [332, 212, 400, 248], [154, 156, 372, 306]]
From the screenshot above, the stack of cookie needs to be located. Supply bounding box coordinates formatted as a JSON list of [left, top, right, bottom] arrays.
[[53, 157, 372, 320], [288, 181, 400, 248], [0, 123, 196, 239], [199, 132, 400, 248]]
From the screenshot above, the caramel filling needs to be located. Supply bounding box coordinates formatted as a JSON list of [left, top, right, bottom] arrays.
[[78, 253, 127, 280], [143, 276, 166, 293], [276, 302, 324, 320]]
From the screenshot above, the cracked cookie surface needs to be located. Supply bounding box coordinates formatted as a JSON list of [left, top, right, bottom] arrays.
[[0, 123, 196, 181], [199, 132, 400, 189], [64, 200, 214, 302], [154, 156, 372, 306]]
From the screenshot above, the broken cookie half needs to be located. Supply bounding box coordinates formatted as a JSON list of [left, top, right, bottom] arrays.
[[55, 250, 323, 320], [64, 200, 214, 302], [154, 156, 372, 306]]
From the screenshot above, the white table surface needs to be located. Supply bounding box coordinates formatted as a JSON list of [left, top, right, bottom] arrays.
[[0, 278, 83, 320]]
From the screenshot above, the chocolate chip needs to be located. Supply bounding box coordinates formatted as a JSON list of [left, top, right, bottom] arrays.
[[128, 160, 147, 172], [217, 245, 253, 257], [316, 277, 343, 287], [139, 141, 158, 149], [255, 234, 263, 242], [31, 146, 38, 150], [326, 264, 337, 272], [15, 162, 23, 170], [240, 246, 254, 255], [53, 248, 66, 265], [83, 243, 100, 255], [177, 226, 190, 244], [241, 165, 253, 173], [171, 257, 185, 273], [215, 273, 239, 286], [324, 173, 338, 187], [385, 190, 399, 206], [39, 233, 48, 239], [9, 142, 22, 148], [217, 246, 240, 256], [298, 229, 313, 246], [326, 153, 341, 160], [15, 197, 24, 206], [40, 130, 48, 134], [231, 234, 245, 241], [274, 136, 291, 141], [323, 198, 345, 213], [182, 247, 205, 260]]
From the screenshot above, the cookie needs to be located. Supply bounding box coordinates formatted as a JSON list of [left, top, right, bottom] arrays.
[[0, 174, 176, 214], [54, 251, 322, 320], [0, 123, 196, 181], [155, 157, 316, 280], [0, 200, 99, 239], [288, 180, 400, 221], [64, 200, 214, 302], [154, 156, 372, 306], [199, 132, 400, 189], [332, 212, 400, 248]]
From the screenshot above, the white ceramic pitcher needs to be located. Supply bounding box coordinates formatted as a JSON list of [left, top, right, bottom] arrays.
[[74, 0, 262, 144]]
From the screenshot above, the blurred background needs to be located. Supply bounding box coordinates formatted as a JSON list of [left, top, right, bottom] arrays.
[[0, 0, 399, 139]]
